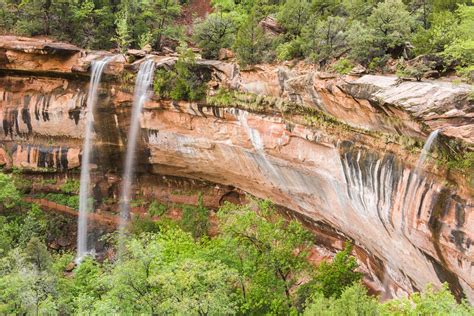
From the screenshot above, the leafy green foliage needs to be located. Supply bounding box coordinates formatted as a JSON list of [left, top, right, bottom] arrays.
[[330, 58, 354, 75], [36, 192, 80, 210], [0, 172, 21, 209], [153, 46, 207, 101], [0, 0, 182, 50], [314, 242, 363, 298], [277, 0, 310, 37], [214, 200, 313, 314], [60, 179, 80, 194], [148, 200, 167, 217], [193, 13, 235, 58], [382, 283, 473, 314], [304, 283, 380, 316], [233, 13, 272, 66], [112, 8, 132, 54], [301, 16, 348, 64], [0, 192, 472, 314], [1, 0, 471, 76], [179, 194, 209, 239]]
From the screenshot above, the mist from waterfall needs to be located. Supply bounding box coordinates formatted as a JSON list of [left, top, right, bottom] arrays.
[[416, 129, 440, 172], [77, 57, 111, 263], [119, 59, 155, 233]]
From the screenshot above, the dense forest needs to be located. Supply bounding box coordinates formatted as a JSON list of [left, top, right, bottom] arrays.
[[0, 171, 473, 314], [0, 0, 473, 80]]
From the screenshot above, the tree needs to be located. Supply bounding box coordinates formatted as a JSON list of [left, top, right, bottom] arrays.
[[382, 283, 474, 314], [411, 10, 458, 55], [112, 8, 132, 54], [347, 21, 377, 63], [301, 16, 348, 64], [153, 46, 208, 101], [150, 259, 238, 315], [367, 0, 415, 53], [443, 5, 474, 68], [408, 0, 433, 30], [215, 200, 313, 314], [25, 237, 52, 272], [0, 172, 20, 210], [193, 13, 235, 59], [179, 194, 209, 239], [0, 0, 16, 33], [18, 204, 48, 246], [301, 242, 362, 300], [143, 0, 183, 50], [233, 13, 271, 66], [277, 0, 311, 37], [304, 283, 380, 315]]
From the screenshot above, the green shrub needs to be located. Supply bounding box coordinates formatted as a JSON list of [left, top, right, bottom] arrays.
[[367, 55, 390, 73], [179, 194, 209, 239], [233, 13, 273, 66], [60, 179, 80, 194], [153, 46, 207, 101], [36, 193, 79, 210], [148, 201, 167, 217], [299, 242, 363, 302], [330, 58, 354, 75], [130, 215, 161, 235], [396, 60, 433, 81], [276, 39, 303, 61], [193, 14, 235, 59], [0, 172, 21, 209]]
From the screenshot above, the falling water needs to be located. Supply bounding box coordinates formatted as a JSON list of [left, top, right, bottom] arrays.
[[237, 110, 284, 185], [416, 129, 440, 172], [77, 57, 112, 263], [402, 129, 440, 215], [119, 59, 155, 232]]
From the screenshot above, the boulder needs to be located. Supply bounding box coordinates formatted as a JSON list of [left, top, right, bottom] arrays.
[[127, 49, 146, 58], [259, 16, 284, 36], [218, 48, 234, 60]]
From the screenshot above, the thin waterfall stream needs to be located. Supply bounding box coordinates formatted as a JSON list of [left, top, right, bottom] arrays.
[[416, 129, 440, 172], [76, 57, 112, 263], [402, 129, 441, 214], [119, 59, 155, 233]]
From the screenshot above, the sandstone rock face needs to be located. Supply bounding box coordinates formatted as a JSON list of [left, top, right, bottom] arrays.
[[0, 37, 472, 302], [342, 76, 474, 143], [234, 65, 473, 141], [0, 36, 81, 73]]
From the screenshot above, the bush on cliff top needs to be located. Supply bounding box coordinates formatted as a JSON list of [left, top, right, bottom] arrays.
[[153, 46, 207, 101]]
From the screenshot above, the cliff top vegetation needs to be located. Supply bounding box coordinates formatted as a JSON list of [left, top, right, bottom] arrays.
[[0, 0, 472, 81]]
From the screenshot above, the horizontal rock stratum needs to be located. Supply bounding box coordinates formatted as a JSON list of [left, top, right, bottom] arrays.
[[0, 36, 472, 302]]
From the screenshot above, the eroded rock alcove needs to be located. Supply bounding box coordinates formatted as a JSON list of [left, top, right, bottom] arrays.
[[0, 36, 472, 302]]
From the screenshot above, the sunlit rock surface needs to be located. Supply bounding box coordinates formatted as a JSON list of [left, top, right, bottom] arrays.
[[0, 36, 472, 302]]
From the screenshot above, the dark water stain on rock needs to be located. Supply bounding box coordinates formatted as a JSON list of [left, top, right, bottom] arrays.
[[427, 189, 466, 301], [68, 108, 81, 125], [422, 250, 465, 302], [22, 95, 33, 135]]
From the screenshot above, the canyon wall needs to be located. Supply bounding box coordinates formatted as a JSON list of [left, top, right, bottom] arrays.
[[0, 37, 472, 301]]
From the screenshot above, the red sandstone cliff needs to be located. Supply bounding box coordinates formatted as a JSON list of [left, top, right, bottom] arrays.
[[0, 36, 472, 302]]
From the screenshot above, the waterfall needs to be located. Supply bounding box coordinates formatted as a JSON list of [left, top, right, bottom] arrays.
[[416, 129, 440, 172], [119, 59, 155, 232], [77, 57, 112, 263], [401, 129, 441, 216], [237, 110, 285, 186]]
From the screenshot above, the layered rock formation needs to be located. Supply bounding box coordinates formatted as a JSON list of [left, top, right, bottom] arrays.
[[0, 36, 472, 302]]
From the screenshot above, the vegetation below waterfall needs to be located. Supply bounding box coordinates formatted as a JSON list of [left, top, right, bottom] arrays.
[[0, 172, 473, 315]]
